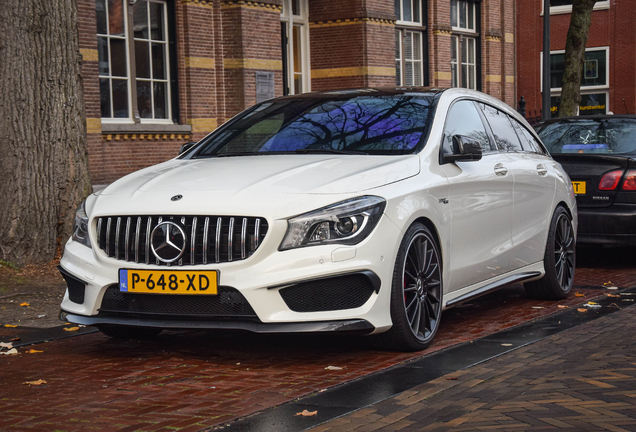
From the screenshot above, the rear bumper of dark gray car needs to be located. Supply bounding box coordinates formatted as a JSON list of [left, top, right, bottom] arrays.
[[578, 203, 636, 246]]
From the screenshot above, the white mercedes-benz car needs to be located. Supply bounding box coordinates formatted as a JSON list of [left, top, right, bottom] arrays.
[[59, 88, 577, 351]]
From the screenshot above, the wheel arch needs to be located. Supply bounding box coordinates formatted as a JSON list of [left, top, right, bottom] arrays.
[[411, 216, 443, 271]]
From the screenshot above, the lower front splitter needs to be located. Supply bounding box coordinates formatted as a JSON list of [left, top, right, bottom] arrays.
[[217, 287, 636, 432]]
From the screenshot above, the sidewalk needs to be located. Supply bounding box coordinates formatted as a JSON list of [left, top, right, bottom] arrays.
[[311, 301, 636, 432]]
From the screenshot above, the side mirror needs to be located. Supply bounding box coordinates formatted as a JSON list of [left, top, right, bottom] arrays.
[[179, 141, 197, 155], [442, 135, 483, 164]]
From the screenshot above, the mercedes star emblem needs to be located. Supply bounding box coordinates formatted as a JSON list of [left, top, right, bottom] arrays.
[[150, 221, 186, 263]]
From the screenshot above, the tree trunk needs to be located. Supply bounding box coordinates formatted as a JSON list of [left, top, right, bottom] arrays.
[[0, 0, 92, 265], [558, 0, 596, 117]]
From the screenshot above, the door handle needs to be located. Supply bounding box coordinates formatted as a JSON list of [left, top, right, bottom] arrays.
[[494, 164, 508, 176], [537, 164, 548, 176]]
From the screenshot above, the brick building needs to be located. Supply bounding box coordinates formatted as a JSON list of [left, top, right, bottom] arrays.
[[78, 0, 516, 185], [516, 0, 636, 120]]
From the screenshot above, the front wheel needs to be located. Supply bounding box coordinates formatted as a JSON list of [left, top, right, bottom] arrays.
[[525, 206, 575, 300], [376, 223, 443, 352]]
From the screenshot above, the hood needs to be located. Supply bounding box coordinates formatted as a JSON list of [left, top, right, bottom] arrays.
[[101, 154, 420, 196]]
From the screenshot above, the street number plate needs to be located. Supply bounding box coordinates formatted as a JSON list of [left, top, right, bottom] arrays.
[[119, 269, 218, 294], [572, 181, 586, 195]]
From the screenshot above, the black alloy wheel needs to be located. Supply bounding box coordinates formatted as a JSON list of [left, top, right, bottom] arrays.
[[377, 223, 443, 352], [525, 206, 575, 300]]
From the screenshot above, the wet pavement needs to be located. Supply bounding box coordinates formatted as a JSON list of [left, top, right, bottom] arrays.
[[0, 247, 635, 432]]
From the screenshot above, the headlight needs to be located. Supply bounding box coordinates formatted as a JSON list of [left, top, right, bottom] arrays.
[[72, 200, 91, 248], [280, 196, 386, 250]]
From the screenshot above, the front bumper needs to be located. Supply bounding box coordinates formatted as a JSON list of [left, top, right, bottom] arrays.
[[59, 214, 402, 333], [577, 204, 636, 246]]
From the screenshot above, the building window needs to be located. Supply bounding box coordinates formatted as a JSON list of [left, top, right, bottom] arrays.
[[281, 0, 309, 95], [545, 47, 609, 116], [545, 0, 610, 16], [395, 0, 426, 86], [96, 0, 173, 123], [450, 0, 478, 90]]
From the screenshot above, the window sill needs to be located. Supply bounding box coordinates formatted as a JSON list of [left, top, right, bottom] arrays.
[[101, 123, 192, 134]]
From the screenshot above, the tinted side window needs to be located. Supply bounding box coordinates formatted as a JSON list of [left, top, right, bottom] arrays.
[[442, 100, 494, 155], [480, 104, 524, 152], [511, 120, 546, 154]]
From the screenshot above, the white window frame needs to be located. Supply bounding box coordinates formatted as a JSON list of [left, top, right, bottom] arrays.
[[451, 35, 477, 89], [98, 0, 173, 125], [541, 0, 610, 16], [540, 46, 609, 92], [396, 0, 423, 26], [281, 0, 310, 95], [451, 0, 477, 33], [396, 29, 425, 86]]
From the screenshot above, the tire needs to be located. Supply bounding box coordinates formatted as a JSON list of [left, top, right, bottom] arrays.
[[376, 223, 443, 352], [525, 206, 576, 300], [98, 325, 163, 340]]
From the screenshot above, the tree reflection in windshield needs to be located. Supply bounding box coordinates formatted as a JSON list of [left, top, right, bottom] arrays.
[[196, 94, 434, 156]]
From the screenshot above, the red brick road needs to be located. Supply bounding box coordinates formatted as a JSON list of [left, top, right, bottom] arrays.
[[0, 248, 634, 432]]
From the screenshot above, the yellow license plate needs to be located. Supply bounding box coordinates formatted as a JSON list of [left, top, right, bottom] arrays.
[[572, 181, 586, 195], [119, 269, 218, 294]]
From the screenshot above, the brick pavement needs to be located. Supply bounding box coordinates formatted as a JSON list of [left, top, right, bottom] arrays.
[[310, 298, 636, 432], [0, 249, 635, 432]]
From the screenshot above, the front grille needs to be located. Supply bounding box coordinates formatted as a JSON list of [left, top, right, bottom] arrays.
[[279, 274, 375, 312], [95, 215, 268, 266], [99, 285, 257, 317]]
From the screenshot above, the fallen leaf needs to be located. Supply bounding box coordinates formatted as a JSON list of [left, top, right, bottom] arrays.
[[0, 348, 18, 355], [295, 410, 318, 417], [446, 377, 458, 380], [588, 301, 599, 305], [19, 302, 30, 307], [0, 342, 13, 349], [557, 305, 569, 309], [584, 303, 601, 308], [4, 324, 17, 328], [23, 379, 46, 386], [9, 337, 20, 342], [531, 306, 545, 309], [606, 287, 619, 290], [623, 299, 635, 302], [324, 366, 343, 371], [607, 294, 620, 298], [575, 292, 585, 297], [501, 343, 513, 347], [63, 327, 80, 332], [603, 281, 616, 287], [577, 308, 587, 313], [26, 349, 43, 354]]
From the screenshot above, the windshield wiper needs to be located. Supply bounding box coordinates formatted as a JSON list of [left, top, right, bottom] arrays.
[[293, 148, 369, 155]]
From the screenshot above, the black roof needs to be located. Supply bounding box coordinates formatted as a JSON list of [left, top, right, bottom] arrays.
[[271, 87, 448, 102], [536, 114, 636, 127]]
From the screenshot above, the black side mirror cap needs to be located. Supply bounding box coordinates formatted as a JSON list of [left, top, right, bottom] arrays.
[[442, 135, 483, 164], [179, 141, 197, 156]]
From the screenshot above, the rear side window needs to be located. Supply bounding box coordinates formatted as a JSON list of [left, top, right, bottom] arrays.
[[442, 100, 495, 155], [536, 119, 636, 155], [479, 104, 524, 152], [511, 120, 546, 154]]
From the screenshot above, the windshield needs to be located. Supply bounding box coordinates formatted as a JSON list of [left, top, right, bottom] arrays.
[[536, 118, 636, 155], [194, 94, 435, 157]]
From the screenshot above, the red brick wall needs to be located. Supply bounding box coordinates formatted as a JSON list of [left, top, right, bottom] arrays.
[[516, 0, 636, 116]]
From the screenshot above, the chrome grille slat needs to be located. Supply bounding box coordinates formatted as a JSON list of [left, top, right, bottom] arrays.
[[124, 217, 131, 261], [115, 217, 121, 258], [191, 217, 197, 265], [202, 217, 210, 265], [96, 215, 267, 266], [135, 217, 141, 263], [228, 217, 235, 262], [145, 217, 152, 264], [106, 217, 112, 256], [215, 217, 221, 263], [241, 218, 247, 259]]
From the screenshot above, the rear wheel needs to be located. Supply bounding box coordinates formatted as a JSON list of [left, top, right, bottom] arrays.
[[525, 206, 575, 300], [377, 223, 443, 352], [98, 325, 163, 340]]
